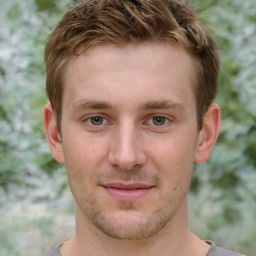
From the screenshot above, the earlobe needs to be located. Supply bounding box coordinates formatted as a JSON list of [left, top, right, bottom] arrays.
[[43, 102, 65, 163], [194, 103, 221, 163]]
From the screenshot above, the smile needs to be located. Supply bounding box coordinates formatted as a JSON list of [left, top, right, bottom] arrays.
[[101, 183, 155, 202]]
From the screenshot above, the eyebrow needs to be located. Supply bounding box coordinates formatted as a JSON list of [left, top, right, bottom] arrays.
[[70, 100, 113, 111], [140, 100, 185, 111]]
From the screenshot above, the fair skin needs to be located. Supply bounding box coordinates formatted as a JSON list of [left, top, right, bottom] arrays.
[[44, 42, 220, 256]]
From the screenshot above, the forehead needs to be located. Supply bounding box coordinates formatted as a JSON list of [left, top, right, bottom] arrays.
[[71, 41, 193, 75], [63, 41, 195, 112]]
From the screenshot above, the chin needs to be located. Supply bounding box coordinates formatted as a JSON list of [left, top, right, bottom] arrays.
[[87, 208, 171, 240]]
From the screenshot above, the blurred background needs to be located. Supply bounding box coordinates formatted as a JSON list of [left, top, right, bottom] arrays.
[[0, 0, 255, 255]]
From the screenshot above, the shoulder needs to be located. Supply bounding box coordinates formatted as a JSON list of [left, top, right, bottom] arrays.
[[40, 244, 62, 256], [206, 241, 247, 256]]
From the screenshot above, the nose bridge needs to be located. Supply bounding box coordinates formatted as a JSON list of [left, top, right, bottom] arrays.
[[108, 119, 145, 169]]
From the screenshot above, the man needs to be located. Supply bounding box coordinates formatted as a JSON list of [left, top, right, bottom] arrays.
[[42, 0, 245, 255]]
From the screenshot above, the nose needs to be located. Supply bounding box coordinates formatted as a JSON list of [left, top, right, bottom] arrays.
[[108, 122, 146, 171]]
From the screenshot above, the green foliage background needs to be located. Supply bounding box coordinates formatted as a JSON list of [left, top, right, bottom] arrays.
[[0, 0, 255, 255]]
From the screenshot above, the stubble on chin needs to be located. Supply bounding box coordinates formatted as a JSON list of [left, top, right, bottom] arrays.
[[75, 189, 175, 241]]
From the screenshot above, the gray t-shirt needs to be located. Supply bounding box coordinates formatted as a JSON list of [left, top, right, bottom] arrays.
[[40, 241, 246, 256]]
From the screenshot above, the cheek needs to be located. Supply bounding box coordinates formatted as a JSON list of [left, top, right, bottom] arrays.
[[63, 132, 109, 163], [146, 133, 197, 194], [62, 136, 110, 189], [148, 133, 197, 166]]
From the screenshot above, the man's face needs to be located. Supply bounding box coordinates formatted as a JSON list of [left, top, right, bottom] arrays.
[[59, 42, 201, 239]]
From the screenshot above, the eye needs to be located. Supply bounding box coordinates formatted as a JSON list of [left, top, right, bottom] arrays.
[[89, 116, 106, 125], [147, 116, 170, 126], [80, 114, 112, 131]]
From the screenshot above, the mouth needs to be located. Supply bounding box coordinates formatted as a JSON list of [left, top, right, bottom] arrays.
[[101, 182, 155, 202]]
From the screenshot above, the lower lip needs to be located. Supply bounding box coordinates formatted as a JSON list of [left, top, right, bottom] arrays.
[[102, 187, 154, 202]]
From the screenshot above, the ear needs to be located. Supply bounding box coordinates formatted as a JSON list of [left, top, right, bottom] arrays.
[[194, 103, 221, 163], [43, 102, 65, 163]]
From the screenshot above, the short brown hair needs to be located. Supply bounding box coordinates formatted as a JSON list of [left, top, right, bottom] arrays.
[[45, 0, 219, 131]]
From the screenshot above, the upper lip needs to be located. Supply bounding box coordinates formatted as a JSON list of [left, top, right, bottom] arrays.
[[102, 182, 154, 190]]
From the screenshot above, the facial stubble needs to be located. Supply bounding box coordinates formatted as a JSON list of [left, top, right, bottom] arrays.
[[68, 169, 192, 241]]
